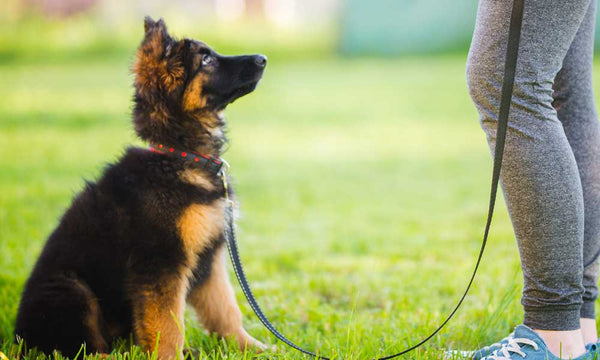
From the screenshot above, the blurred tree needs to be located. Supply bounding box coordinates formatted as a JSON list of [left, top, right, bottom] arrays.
[[215, 0, 245, 22], [245, 0, 264, 18], [1, 0, 22, 21], [21, 0, 98, 17]]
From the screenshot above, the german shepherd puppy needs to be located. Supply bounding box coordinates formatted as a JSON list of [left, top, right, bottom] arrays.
[[14, 17, 268, 359]]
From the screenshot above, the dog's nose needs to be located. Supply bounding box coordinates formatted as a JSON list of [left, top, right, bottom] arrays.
[[254, 55, 267, 67]]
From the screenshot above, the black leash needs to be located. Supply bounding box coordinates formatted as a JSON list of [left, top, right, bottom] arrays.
[[223, 0, 524, 357]]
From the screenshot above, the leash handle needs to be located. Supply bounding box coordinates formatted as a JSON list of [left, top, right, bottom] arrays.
[[224, 0, 525, 357]]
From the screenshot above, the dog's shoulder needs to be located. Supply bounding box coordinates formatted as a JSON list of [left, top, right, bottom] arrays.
[[104, 147, 228, 266]]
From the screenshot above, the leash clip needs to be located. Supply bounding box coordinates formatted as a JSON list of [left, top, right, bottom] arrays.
[[219, 159, 234, 208]]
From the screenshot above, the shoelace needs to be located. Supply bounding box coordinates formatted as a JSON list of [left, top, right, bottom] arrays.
[[483, 338, 539, 360], [481, 332, 515, 354]]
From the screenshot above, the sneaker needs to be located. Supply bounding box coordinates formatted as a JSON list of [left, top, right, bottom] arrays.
[[477, 324, 598, 360], [471, 331, 515, 359], [443, 331, 515, 359], [586, 342, 599, 359]]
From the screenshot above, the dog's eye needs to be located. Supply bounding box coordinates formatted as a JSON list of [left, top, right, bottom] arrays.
[[201, 54, 214, 66]]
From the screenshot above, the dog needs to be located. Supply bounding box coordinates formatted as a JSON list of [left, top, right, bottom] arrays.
[[14, 17, 268, 359]]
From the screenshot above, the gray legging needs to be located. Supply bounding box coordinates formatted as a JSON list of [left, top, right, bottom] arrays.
[[467, 0, 600, 330]]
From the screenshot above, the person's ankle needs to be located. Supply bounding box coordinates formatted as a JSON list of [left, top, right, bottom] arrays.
[[533, 328, 587, 359], [580, 318, 598, 345]]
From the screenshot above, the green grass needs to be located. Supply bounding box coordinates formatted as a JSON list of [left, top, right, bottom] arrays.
[[1, 19, 597, 360]]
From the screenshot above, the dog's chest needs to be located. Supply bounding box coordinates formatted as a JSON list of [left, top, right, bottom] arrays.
[[177, 199, 226, 268]]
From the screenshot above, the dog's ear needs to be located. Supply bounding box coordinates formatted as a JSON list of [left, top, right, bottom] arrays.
[[144, 16, 157, 33], [141, 16, 172, 57], [134, 16, 185, 103]]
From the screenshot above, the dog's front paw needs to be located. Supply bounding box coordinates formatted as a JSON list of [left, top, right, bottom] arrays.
[[265, 344, 280, 354], [234, 329, 271, 353], [248, 339, 270, 353]]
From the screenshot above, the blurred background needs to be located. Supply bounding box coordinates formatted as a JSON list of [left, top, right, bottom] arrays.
[[3, 1, 600, 358], [5, 0, 600, 59], [1, 0, 483, 63]]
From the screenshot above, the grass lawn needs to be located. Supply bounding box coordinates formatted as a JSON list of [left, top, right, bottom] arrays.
[[1, 20, 597, 359]]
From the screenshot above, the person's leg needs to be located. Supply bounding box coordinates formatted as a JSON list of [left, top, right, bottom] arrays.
[[466, 0, 592, 357], [552, 0, 600, 345]]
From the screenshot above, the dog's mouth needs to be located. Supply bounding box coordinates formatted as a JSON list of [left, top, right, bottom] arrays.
[[214, 76, 263, 111], [224, 80, 259, 104]]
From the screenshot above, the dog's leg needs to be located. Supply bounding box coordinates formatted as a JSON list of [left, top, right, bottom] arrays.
[[131, 276, 187, 360], [187, 244, 268, 352]]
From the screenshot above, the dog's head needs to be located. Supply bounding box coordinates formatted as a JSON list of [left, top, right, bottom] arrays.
[[132, 17, 266, 155]]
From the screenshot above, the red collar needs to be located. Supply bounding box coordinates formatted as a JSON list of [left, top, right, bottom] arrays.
[[148, 142, 224, 175]]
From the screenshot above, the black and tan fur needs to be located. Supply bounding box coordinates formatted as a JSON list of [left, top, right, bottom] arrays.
[[14, 17, 268, 359]]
